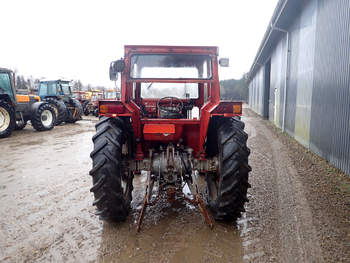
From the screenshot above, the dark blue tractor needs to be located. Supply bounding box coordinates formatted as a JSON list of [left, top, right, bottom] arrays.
[[38, 80, 82, 125]]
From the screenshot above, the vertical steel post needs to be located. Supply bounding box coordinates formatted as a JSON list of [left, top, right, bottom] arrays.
[[271, 24, 290, 132]]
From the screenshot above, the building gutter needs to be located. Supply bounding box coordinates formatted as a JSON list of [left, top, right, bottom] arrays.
[[248, 0, 289, 81]]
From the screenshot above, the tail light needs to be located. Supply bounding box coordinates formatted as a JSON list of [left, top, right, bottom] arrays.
[[99, 102, 125, 114], [233, 104, 242, 114], [212, 102, 242, 115]]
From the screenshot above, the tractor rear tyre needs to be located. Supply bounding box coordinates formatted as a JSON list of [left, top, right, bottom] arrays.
[[206, 117, 251, 221], [89, 116, 133, 221], [66, 99, 83, 123], [15, 119, 27, 130], [31, 103, 56, 131], [44, 98, 67, 125], [93, 108, 99, 117], [0, 100, 15, 138], [83, 101, 90, 116]]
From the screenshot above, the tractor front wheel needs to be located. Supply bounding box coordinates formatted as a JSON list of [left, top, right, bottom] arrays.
[[0, 100, 15, 138], [31, 103, 56, 131], [44, 98, 67, 125], [89, 116, 133, 221], [206, 117, 251, 221]]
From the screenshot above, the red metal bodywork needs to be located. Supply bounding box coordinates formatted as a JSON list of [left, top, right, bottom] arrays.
[[72, 91, 88, 104], [100, 45, 242, 160]]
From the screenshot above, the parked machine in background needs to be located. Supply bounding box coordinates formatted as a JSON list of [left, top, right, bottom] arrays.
[[103, 89, 118, 100], [89, 45, 251, 231], [38, 80, 82, 124], [72, 90, 88, 105], [73, 90, 90, 116], [0, 68, 56, 138], [83, 90, 103, 116]]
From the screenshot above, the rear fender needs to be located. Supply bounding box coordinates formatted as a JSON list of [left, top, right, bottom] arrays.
[[99, 100, 132, 117], [29, 101, 46, 115], [210, 101, 242, 117]]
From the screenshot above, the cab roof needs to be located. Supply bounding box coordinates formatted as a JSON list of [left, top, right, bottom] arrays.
[[0, 68, 12, 73], [124, 45, 219, 56], [39, 79, 71, 83]]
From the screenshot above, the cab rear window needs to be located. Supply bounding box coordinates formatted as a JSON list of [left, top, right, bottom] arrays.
[[0, 72, 15, 100]]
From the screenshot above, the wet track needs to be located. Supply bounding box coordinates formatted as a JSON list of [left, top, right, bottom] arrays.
[[0, 108, 349, 262]]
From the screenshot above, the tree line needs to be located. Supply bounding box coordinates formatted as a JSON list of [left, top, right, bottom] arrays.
[[220, 75, 249, 102], [14, 72, 248, 99], [14, 73, 105, 94]]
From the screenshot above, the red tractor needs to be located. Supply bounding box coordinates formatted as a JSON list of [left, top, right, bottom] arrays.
[[89, 45, 251, 230], [82, 91, 104, 116], [72, 91, 88, 105]]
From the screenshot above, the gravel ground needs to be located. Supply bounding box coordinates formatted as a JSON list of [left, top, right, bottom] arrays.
[[264, 115, 350, 262], [0, 110, 349, 262], [243, 108, 350, 262]]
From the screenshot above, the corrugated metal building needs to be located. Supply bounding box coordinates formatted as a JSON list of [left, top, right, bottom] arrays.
[[248, 0, 350, 175]]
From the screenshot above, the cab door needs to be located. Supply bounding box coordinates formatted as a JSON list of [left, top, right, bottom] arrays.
[[0, 71, 16, 102]]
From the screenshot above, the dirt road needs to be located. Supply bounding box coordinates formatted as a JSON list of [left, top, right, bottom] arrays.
[[0, 110, 349, 262]]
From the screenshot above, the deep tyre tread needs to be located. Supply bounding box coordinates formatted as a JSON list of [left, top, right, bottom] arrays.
[[31, 103, 56, 131], [44, 98, 67, 125], [82, 101, 90, 116], [89, 117, 133, 221], [206, 117, 251, 222], [0, 100, 15, 138], [66, 98, 83, 123]]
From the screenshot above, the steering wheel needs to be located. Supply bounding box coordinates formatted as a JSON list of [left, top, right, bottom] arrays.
[[157, 96, 183, 117]]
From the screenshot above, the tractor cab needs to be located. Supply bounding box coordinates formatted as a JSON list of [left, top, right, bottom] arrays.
[[38, 80, 73, 102], [104, 46, 242, 157], [0, 68, 16, 103], [128, 53, 210, 120], [114, 53, 213, 120]]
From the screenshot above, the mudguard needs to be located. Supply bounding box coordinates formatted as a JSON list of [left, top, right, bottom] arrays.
[[30, 101, 46, 115]]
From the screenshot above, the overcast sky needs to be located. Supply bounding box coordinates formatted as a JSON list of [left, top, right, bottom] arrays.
[[1, 0, 278, 88]]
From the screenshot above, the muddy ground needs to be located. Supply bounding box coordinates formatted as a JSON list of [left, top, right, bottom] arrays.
[[0, 109, 349, 263]]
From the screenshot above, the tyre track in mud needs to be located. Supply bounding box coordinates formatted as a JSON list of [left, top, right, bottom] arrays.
[[244, 110, 323, 262], [0, 119, 245, 263], [1, 112, 347, 262]]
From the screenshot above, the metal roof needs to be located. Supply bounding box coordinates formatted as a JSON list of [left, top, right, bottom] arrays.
[[39, 79, 72, 83], [247, 0, 303, 82], [0, 68, 12, 73]]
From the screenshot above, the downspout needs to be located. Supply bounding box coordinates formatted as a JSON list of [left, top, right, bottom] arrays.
[[249, 0, 289, 80], [271, 24, 290, 132]]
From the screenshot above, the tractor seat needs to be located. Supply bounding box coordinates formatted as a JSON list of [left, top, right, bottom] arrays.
[[159, 108, 183, 119], [160, 112, 184, 119]]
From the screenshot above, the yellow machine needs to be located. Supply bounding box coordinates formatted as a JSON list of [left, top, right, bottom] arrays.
[[0, 68, 56, 138]]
